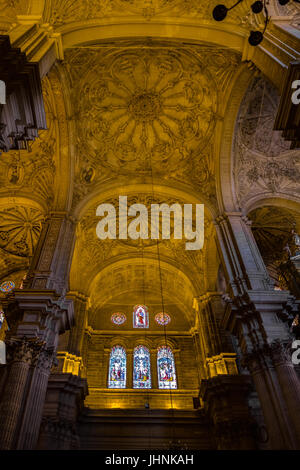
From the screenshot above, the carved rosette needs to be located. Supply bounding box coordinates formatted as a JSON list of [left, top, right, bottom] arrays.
[[67, 47, 217, 182], [0, 206, 44, 258]]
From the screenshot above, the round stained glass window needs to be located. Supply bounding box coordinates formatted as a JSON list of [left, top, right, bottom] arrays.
[[111, 312, 127, 325], [155, 312, 171, 326], [0, 280, 15, 293]]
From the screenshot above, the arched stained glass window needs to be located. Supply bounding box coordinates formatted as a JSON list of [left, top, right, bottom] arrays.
[[157, 346, 177, 389], [108, 345, 126, 389], [0, 311, 4, 330], [133, 305, 149, 328], [133, 345, 151, 389]]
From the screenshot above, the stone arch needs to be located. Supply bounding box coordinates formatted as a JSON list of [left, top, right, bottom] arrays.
[[48, 63, 75, 212], [216, 64, 256, 213], [231, 74, 299, 215]]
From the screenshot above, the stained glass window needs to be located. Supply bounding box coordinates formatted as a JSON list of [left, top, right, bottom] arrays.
[[133, 305, 149, 328], [108, 345, 126, 389], [0, 280, 15, 293], [155, 312, 171, 326], [133, 345, 151, 389], [111, 312, 126, 325], [0, 311, 4, 330], [157, 346, 177, 389]]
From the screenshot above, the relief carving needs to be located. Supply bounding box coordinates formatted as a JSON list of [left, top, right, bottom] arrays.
[[233, 77, 300, 207]]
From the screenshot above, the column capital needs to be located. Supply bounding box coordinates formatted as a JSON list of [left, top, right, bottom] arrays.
[[3, 289, 74, 349]]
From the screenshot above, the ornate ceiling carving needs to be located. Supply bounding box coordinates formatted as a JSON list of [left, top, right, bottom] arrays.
[[233, 77, 300, 208], [0, 0, 29, 23], [0, 76, 57, 207], [70, 190, 215, 297], [0, 202, 44, 287], [0, 206, 44, 258], [249, 206, 300, 262], [43, 0, 249, 25], [65, 45, 239, 210], [248, 206, 300, 292], [268, 0, 300, 30]]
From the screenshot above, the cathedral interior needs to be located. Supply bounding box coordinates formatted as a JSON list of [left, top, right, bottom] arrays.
[[0, 0, 300, 451]]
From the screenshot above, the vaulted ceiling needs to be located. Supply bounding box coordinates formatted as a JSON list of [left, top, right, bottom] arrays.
[[0, 0, 299, 329]]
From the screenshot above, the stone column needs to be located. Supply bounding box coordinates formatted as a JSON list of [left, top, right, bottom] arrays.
[[0, 212, 77, 450], [173, 349, 182, 390], [102, 348, 109, 388], [16, 348, 54, 450], [127, 349, 133, 388], [66, 292, 89, 357], [150, 349, 158, 389], [271, 340, 300, 445], [215, 212, 300, 449], [200, 375, 257, 450], [191, 327, 206, 384], [0, 339, 35, 449], [24, 212, 77, 297], [193, 292, 238, 378], [36, 373, 88, 450]]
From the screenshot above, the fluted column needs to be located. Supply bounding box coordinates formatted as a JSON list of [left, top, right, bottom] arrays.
[[16, 349, 54, 449], [0, 211, 77, 450], [0, 339, 35, 449], [215, 212, 300, 449], [24, 212, 77, 297], [271, 340, 300, 446]]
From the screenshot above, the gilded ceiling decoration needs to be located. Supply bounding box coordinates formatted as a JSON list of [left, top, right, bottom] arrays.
[[43, 0, 248, 24], [0, 77, 57, 207], [0, 206, 44, 258], [0, 0, 29, 20], [233, 77, 300, 207], [72, 191, 215, 294], [66, 45, 239, 209], [269, 0, 300, 30], [70, 47, 217, 173], [81, 194, 182, 249], [248, 206, 300, 263]]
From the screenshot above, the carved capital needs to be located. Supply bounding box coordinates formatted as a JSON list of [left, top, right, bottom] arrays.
[[6, 338, 44, 365]]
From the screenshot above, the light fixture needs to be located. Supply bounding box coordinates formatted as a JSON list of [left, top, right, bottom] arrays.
[[251, 1, 263, 14], [212, 0, 300, 46]]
